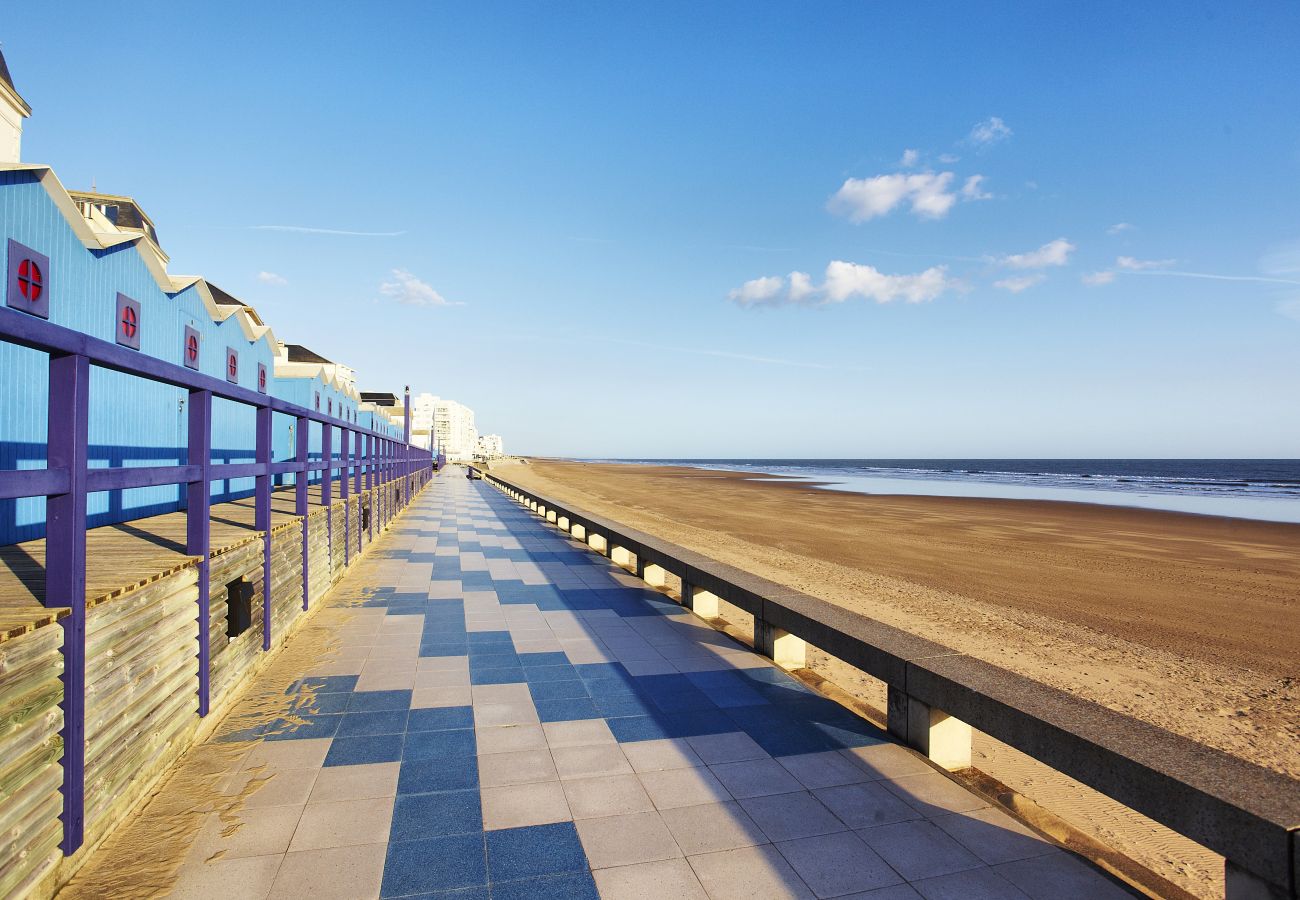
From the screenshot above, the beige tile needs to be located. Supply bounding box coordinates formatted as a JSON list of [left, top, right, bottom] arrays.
[[931, 807, 1056, 866], [289, 796, 394, 851], [267, 843, 387, 900], [575, 811, 683, 869], [774, 831, 904, 897], [478, 748, 558, 788], [477, 724, 549, 755], [474, 700, 540, 728], [169, 852, 283, 900], [223, 768, 319, 809], [814, 781, 923, 829], [241, 738, 332, 772], [562, 774, 655, 819], [639, 767, 732, 811], [192, 805, 304, 860], [883, 772, 988, 818], [687, 844, 814, 900], [411, 686, 473, 709], [710, 758, 804, 799], [482, 781, 573, 830], [543, 718, 616, 748], [414, 668, 471, 689], [660, 801, 768, 856], [621, 739, 704, 774], [841, 742, 934, 781], [307, 762, 400, 804], [553, 744, 634, 780], [855, 819, 984, 882], [777, 751, 871, 790], [593, 858, 707, 900], [992, 850, 1132, 900], [354, 669, 416, 692]]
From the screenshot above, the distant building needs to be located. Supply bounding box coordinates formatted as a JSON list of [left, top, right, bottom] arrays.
[[476, 434, 505, 459], [0, 49, 31, 164], [409, 394, 479, 462]]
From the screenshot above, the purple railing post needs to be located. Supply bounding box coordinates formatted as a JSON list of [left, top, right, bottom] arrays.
[[295, 415, 309, 611], [403, 387, 411, 507], [366, 433, 374, 541], [322, 423, 333, 577], [340, 426, 350, 566], [47, 352, 89, 855], [255, 405, 272, 651], [186, 388, 212, 717]]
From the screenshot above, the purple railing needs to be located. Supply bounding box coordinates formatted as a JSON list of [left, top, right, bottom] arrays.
[[0, 304, 433, 854]]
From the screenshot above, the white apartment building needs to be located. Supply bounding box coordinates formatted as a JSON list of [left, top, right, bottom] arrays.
[[410, 393, 479, 462], [476, 434, 505, 459]]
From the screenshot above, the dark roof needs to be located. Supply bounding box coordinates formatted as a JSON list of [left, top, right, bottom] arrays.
[[0, 48, 14, 93], [284, 344, 333, 365], [360, 392, 399, 407], [207, 282, 245, 308]]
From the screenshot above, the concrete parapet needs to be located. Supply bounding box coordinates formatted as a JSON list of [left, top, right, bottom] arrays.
[[482, 472, 1300, 900]]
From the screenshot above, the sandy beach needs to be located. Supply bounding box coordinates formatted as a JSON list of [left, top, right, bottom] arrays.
[[491, 458, 1300, 897]]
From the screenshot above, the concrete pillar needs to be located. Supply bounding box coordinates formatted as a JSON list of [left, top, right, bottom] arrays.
[[546, 510, 557, 524], [590, 534, 610, 555], [683, 583, 720, 618], [557, 515, 569, 530], [641, 563, 666, 588], [886, 687, 972, 771], [610, 545, 633, 567], [572, 523, 586, 541], [755, 620, 807, 670]]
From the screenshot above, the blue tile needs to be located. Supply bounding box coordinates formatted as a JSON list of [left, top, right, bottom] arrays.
[[404, 728, 477, 760], [422, 644, 470, 658], [650, 690, 716, 714], [338, 710, 409, 737], [518, 652, 569, 668], [582, 678, 642, 699], [398, 757, 479, 795], [380, 833, 486, 896], [522, 665, 581, 684], [605, 715, 674, 743], [709, 686, 769, 708], [533, 698, 601, 723], [348, 690, 414, 712], [665, 710, 734, 737], [408, 706, 475, 732], [574, 663, 626, 682], [486, 823, 588, 883], [470, 668, 526, 685], [592, 696, 657, 718], [490, 873, 599, 900], [324, 733, 404, 766], [528, 681, 590, 702], [469, 654, 522, 671], [264, 715, 342, 741], [288, 691, 352, 715], [391, 790, 483, 840]]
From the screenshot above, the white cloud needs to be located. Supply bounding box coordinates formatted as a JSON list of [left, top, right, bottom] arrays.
[[960, 175, 992, 201], [828, 170, 989, 222], [1000, 238, 1076, 269], [938, 153, 960, 164], [1116, 255, 1177, 270], [379, 269, 456, 307], [968, 116, 1012, 146], [727, 275, 786, 307], [1107, 222, 1134, 235], [993, 274, 1045, 293], [1081, 271, 1116, 286], [824, 261, 953, 304], [729, 262, 956, 308], [1277, 299, 1300, 322], [256, 271, 287, 286], [251, 224, 406, 236], [899, 149, 920, 167]]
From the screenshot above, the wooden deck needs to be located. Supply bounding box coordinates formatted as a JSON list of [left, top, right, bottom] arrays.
[[0, 486, 340, 642]]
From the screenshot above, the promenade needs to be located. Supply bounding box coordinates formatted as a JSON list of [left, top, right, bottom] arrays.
[[62, 474, 1129, 900]]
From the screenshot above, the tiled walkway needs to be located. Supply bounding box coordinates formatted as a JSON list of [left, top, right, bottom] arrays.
[[70, 474, 1133, 900]]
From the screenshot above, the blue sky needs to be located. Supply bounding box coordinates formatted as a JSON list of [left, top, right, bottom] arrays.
[[9, 2, 1300, 457]]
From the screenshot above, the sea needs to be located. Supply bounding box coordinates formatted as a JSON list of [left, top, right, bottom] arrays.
[[582, 459, 1300, 524]]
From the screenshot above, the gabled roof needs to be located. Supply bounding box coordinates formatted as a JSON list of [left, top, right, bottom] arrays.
[[360, 392, 399, 407], [285, 344, 333, 365], [0, 47, 30, 115]]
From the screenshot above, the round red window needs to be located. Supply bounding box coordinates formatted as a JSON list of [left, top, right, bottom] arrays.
[[17, 259, 43, 301], [186, 334, 199, 361], [227, 354, 238, 378], [120, 305, 138, 338]]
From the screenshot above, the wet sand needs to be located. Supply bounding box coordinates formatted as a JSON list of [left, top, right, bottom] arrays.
[[492, 458, 1300, 897]]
